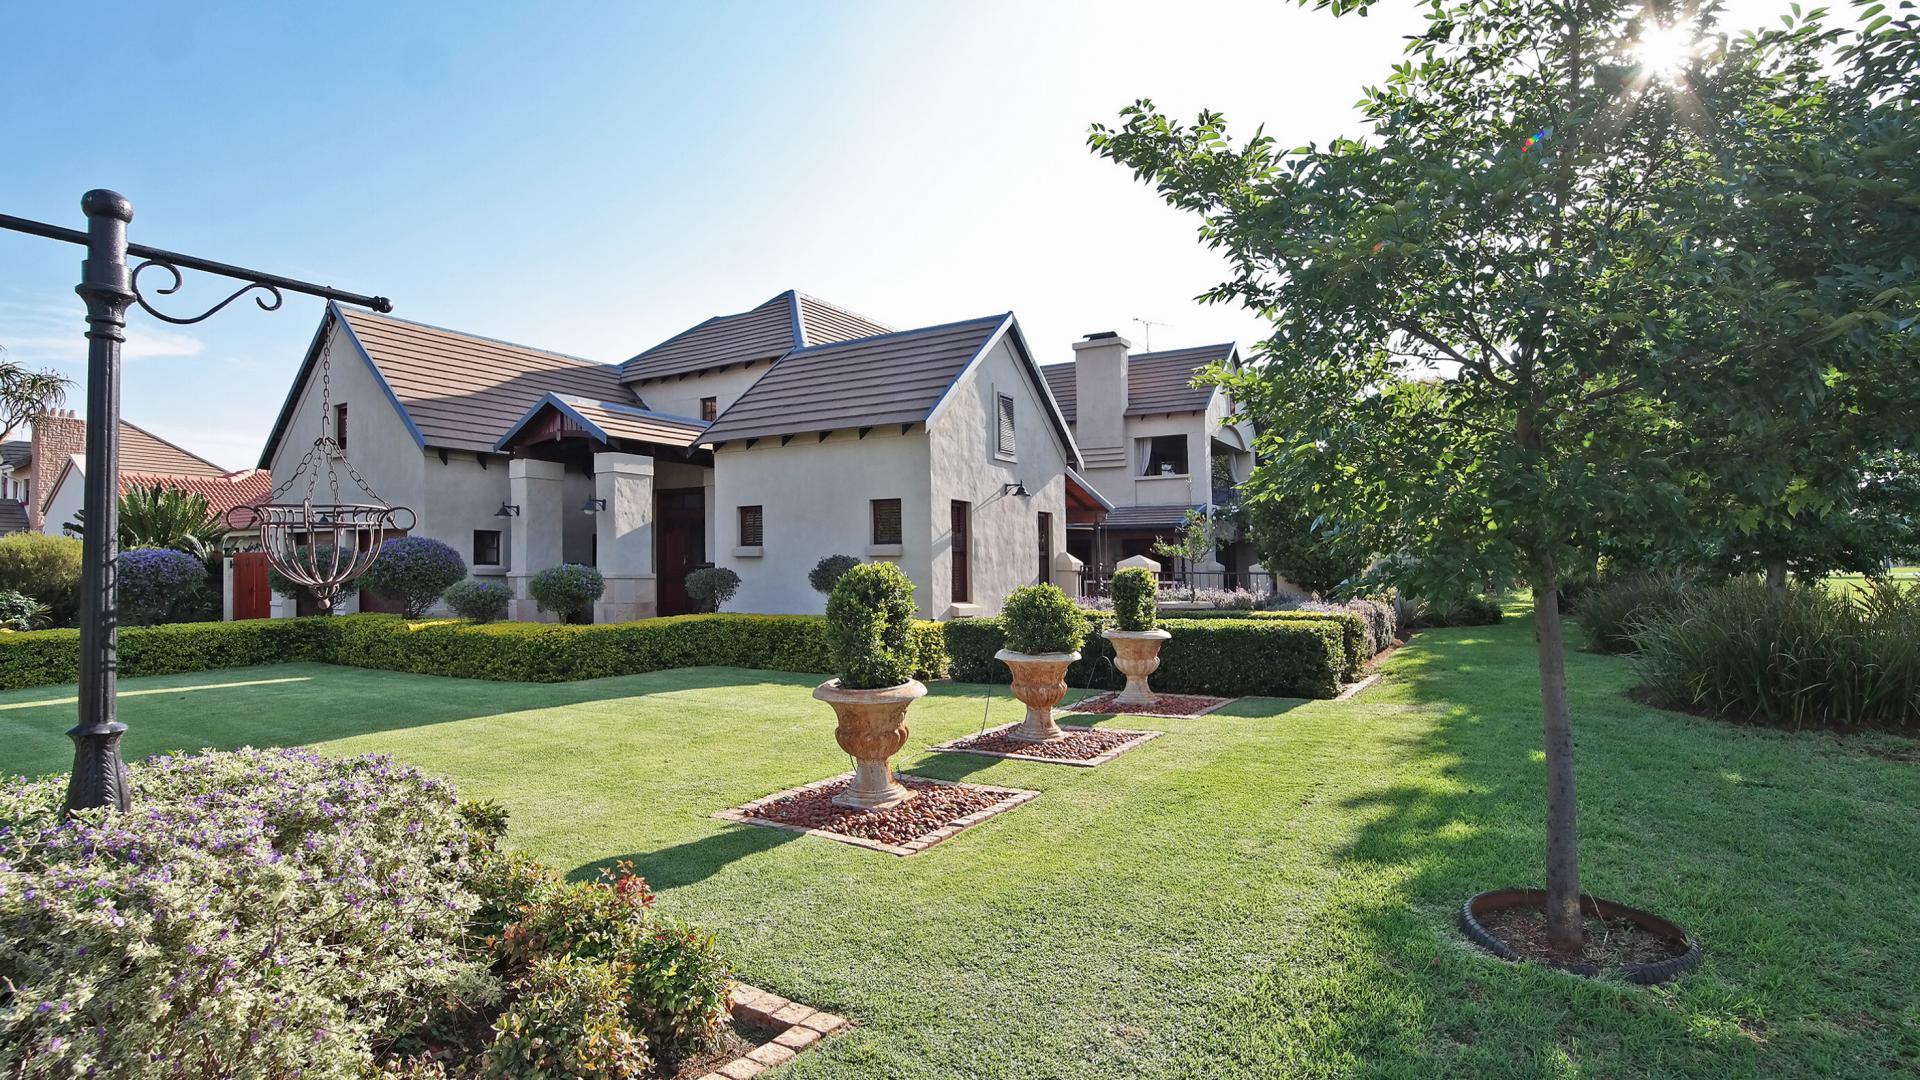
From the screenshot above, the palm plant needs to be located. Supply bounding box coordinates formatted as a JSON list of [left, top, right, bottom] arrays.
[[0, 345, 71, 443], [67, 484, 224, 559]]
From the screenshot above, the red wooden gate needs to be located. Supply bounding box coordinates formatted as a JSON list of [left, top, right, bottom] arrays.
[[231, 551, 271, 620]]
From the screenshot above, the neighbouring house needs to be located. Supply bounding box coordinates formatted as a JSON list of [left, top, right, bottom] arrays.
[[39, 464, 273, 551], [259, 292, 1095, 621], [0, 410, 230, 536], [1039, 332, 1259, 591]]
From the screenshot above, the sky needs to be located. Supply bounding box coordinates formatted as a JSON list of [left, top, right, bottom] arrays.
[[0, 0, 1800, 470]]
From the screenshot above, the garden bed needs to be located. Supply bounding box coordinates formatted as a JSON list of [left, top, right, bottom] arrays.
[[929, 721, 1164, 765], [714, 773, 1038, 856], [685, 983, 849, 1080], [1061, 692, 1234, 719]]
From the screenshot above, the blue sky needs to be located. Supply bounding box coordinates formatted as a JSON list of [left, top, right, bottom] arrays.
[[1, 1, 1788, 468]]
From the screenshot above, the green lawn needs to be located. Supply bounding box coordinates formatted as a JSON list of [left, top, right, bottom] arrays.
[[3, 610, 1917, 1078], [1827, 565, 1919, 598]]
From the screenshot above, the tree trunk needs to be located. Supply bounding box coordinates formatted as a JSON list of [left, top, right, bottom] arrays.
[[1765, 559, 1788, 603], [1531, 553, 1584, 954]]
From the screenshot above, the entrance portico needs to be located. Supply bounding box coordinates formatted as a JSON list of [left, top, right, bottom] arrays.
[[494, 393, 711, 622]]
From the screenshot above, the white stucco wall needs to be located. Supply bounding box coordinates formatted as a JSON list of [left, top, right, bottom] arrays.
[[711, 427, 932, 616], [629, 363, 771, 424], [926, 338, 1071, 619], [420, 451, 513, 579], [38, 458, 84, 537]]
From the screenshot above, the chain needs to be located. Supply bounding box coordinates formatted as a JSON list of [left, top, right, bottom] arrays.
[[261, 316, 391, 508]]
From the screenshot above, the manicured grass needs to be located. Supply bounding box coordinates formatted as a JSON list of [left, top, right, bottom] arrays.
[[1827, 565, 1918, 598], [3, 610, 1917, 1077]]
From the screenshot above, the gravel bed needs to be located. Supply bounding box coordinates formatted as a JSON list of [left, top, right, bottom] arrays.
[[746, 776, 1010, 846], [1067, 692, 1233, 717], [946, 725, 1153, 760]]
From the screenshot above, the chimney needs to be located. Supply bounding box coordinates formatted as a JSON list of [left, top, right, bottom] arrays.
[[1072, 331, 1130, 470], [28, 410, 85, 529]]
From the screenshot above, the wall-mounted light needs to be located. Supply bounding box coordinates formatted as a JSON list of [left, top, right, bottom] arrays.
[[494, 502, 522, 518], [1001, 481, 1031, 498], [581, 498, 608, 515]]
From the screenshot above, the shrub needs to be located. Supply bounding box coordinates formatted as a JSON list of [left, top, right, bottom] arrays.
[[445, 577, 513, 622], [358, 536, 468, 617], [482, 956, 652, 1079], [0, 748, 494, 1079], [529, 564, 605, 622], [266, 543, 360, 611], [1173, 607, 1374, 678], [1000, 583, 1089, 655], [945, 611, 1345, 698], [0, 532, 82, 626], [0, 589, 49, 631], [1635, 579, 1920, 729], [825, 561, 919, 689], [1244, 503, 1372, 596], [684, 566, 741, 613], [808, 554, 861, 595], [1418, 593, 1504, 627], [1577, 574, 1692, 654], [1293, 597, 1396, 655], [116, 546, 208, 626], [1110, 567, 1158, 632]]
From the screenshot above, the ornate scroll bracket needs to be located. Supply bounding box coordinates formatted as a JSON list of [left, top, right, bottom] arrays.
[[131, 258, 284, 325]]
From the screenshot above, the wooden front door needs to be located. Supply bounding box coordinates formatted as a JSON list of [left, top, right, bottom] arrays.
[[656, 487, 707, 616], [231, 551, 271, 620]]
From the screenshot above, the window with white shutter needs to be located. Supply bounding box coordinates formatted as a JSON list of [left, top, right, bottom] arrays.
[[995, 393, 1016, 458]]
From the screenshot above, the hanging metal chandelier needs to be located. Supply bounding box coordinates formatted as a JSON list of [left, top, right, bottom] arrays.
[[228, 322, 414, 609]]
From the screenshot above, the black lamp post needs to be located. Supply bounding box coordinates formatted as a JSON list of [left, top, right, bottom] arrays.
[[0, 190, 391, 814]]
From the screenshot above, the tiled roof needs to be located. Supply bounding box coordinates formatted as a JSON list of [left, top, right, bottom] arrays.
[[1039, 343, 1236, 422], [494, 394, 708, 452], [1098, 503, 1203, 530], [119, 469, 275, 518], [620, 291, 891, 383], [263, 306, 636, 462], [118, 419, 228, 475], [0, 441, 30, 469], [0, 499, 26, 535], [700, 315, 1008, 445]]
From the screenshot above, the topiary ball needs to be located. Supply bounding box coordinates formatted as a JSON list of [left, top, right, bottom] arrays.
[[1000, 583, 1090, 655]]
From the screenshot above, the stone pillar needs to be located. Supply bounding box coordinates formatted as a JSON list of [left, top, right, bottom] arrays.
[[508, 458, 567, 621], [1051, 550, 1084, 598], [220, 556, 235, 621], [592, 452, 657, 623]]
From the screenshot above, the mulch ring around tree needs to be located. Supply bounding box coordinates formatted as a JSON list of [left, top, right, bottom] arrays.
[[929, 722, 1164, 767], [714, 774, 1038, 856], [1460, 889, 1701, 985], [1061, 692, 1235, 719]]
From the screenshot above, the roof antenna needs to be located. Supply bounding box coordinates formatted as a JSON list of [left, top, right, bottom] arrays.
[[1132, 317, 1170, 352]]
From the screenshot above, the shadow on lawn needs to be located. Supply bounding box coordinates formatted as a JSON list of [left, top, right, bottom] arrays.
[[573, 822, 802, 890]]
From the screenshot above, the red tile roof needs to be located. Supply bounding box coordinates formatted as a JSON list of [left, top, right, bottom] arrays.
[[119, 469, 275, 518]]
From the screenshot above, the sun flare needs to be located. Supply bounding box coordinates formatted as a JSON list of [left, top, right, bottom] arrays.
[[1633, 22, 1696, 79]]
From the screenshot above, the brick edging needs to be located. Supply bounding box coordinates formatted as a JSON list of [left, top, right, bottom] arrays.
[[714, 773, 1040, 857], [693, 982, 849, 1080]]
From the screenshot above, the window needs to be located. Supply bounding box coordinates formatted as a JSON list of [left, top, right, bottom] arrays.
[[1140, 434, 1189, 476], [473, 529, 502, 566], [1037, 512, 1053, 584], [995, 394, 1017, 458], [950, 500, 971, 603], [871, 498, 902, 545], [333, 403, 348, 452], [738, 505, 764, 547], [700, 397, 718, 421]]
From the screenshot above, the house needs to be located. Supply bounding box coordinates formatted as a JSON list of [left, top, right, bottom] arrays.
[[0, 411, 230, 536], [1039, 332, 1259, 590], [258, 291, 1093, 620]]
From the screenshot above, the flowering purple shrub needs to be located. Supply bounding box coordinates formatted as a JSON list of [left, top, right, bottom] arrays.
[[359, 537, 468, 617], [116, 546, 208, 626], [0, 748, 492, 1078], [528, 564, 605, 623], [445, 577, 512, 623]]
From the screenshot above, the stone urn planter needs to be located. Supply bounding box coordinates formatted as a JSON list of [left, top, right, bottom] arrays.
[[1101, 628, 1172, 705], [813, 678, 927, 810], [993, 649, 1081, 742]]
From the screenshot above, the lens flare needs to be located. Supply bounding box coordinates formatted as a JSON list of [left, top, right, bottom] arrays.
[[1633, 23, 1695, 79]]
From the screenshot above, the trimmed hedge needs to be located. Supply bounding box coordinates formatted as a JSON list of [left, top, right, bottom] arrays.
[[0, 613, 950, 692], [944, 612, 1345, 699], [1167, 609, 1372, 679]]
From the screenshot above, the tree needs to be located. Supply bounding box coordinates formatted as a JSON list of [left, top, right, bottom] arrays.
[[67, 484, 223, 559], [0, 344, 71, 444], [1151, 509, 1222, 598], [1242, 498, 1374, 597], [1090, 0, 1909, 951], [356, 537, 467, 617]]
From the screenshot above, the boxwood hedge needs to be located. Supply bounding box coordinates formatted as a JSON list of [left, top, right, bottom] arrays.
[[944, 611, 1345, 699], [0, 614, 950, 691], [1164, 608, 1372, 679]]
